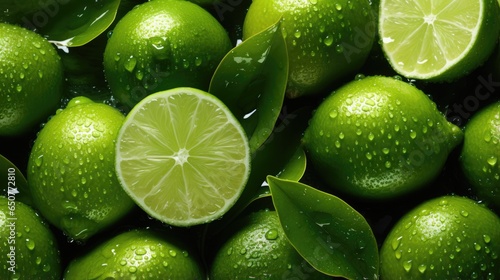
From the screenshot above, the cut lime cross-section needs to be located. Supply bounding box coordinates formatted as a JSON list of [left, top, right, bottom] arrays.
[[115, 88, 250, 227], [379, 0, 500, 81]]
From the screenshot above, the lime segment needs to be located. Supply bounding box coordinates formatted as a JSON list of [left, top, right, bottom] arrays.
[[379, 0, 500, 80], [115, 88, 250, 227]]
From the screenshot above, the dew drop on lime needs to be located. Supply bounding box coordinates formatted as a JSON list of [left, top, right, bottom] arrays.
[[324, 36, 334, 46], [42, 264, 51, 272], [26, 239, 35, 250], [418, 264, 427, 273], [265, 229, 279, 240], [329, 110, 338, 118], [391, 236, 401, 250], [410, 131, 417, 139], [35, 155, 44, 167], [128, 266, 137, 273], [403, 260, 412, 272], [335, 3, 342, 10], [487, 157, 497, 166], [475, 243, 482, 251], [483, 234, 491, 243], [460, 210, 469, 217], [136, 248, 147, 255], [168, 249, 177, 257], [124, 56, 137, 72], [368, 132, 375, 141]]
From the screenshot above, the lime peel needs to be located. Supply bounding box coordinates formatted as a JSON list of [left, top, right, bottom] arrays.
[[115, 87, 251, 227]]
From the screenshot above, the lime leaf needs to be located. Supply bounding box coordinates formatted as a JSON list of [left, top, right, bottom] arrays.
[[267, 176, 379, 279], [0, 154, 33, 207], [209, 18, 288, 153], [277, 147, 307, 181], [32, 0, 121, 47]]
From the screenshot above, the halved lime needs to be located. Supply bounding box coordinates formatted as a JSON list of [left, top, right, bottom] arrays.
[[115, 88, 250, 227], [379, 0, 500, 81]]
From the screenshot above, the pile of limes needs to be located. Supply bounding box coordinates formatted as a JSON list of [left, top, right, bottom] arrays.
[[1, 0, 500, 278]]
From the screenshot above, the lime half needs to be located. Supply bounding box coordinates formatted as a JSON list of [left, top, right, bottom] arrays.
[[115, 88, 250, 227], [379, 0, 500, 81]]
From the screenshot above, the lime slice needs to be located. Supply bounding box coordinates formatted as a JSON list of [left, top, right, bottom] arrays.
[[115, 87, 250, 227], [379, 0, 500, 81]]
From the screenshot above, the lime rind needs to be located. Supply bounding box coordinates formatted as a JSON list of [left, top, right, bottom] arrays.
[[115, 88, 251, 227], [379, 0, 500, 81]]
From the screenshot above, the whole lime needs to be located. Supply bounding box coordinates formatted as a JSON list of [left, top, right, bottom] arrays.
[[210, 210, 329, 279], [27, 97, 136, 241], [0, 196, 61, 279], [380, 195, 500, 279], [64, 229, 205, 279], [460, 101, 500, 210], [0, 22, 63, 136], [302, 76, 463, 200], [103, 0, 232, 108], [243, 0, 376, 98]]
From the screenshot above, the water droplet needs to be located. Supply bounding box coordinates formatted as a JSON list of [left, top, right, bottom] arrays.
[[368, 132, 374, 141], [365, 152, 372, 160], [391, 236, 402, 250], [460, 210, 469, 217], [382, 148, 390, 154], [475, 243, 482, 251], [329, 110, 338, 118], [484, 235, 491, 244], [169, 249, 177, 257], [136, 248, 147, 255], [294, 30, 301, 38], [418, 264, 426, 273], [484, 133, 492, 143], [124, 56, 137, 72], [338, 132, 345, 139], [324, 36, 334, 46], [385, 161, 392, 168], [335, 3, 342, 10], [403, 260, 412, 272], [35, 155, 44, 167], [26, 239, 35, 250], [410, 131, 417, 139], [128, 266, 137, 273], [265, 229, 279, 240], [487, 157, 497, 166]]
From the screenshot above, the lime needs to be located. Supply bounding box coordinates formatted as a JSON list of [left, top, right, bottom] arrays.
[[0, 196, 61, 279], [64, 229, 204, 279], [243, 0, 376, 98], [103, 0, 232, 108], [379, 0, 500, 81], [380, 195, 500, 278], [27, 97, 136, 241], [0, 23, 63, 136], [302, 76, 463, 200], [115, 87, 250, 227], [460, 101, 500, 210], [209, 210, 329, 279]]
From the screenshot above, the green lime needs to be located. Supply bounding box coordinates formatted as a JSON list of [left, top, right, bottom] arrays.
[[460, 101, 500, 210], [64, 229, 204, 279], [379, 0, 500, 81], [115, 87, 250, 227], [0, 196, 61, 279], [27, 97, 136, 241], [302, 76, 463, 200], [380, 195, 500, 278], [0, 23, 63, 136], [103, 0, 232, 108], [242, 0, 376, 98], [209, 210, 329, 279]]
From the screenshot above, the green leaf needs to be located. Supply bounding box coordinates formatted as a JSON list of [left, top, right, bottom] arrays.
[[267, 176, 379, 279], [31, 0, 121, 47], [209, 18, 288, 153], [277, 147, 307, 181], [0, 154, 33, 207]]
